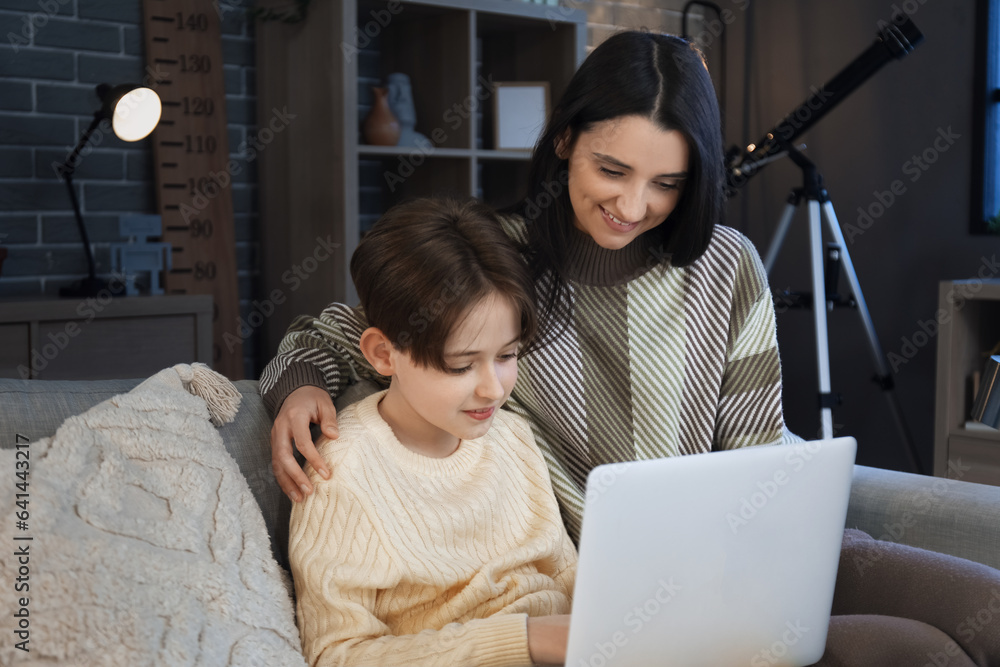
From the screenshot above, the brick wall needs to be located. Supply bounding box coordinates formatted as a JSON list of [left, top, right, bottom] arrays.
[[0, 0, 260, 377], [580, 0, 721, 96], [582, 0, 696, 50]]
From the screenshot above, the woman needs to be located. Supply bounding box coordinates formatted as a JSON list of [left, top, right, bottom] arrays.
[[262, 31, 999, 665]]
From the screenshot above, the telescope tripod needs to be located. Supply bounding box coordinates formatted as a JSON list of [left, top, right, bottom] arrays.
[[763, 148, 923, 474]]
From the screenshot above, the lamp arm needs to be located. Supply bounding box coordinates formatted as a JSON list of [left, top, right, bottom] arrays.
[[59, 112, 104, 283], [62, 172, 96, 282], [58, 113, 103, 180]]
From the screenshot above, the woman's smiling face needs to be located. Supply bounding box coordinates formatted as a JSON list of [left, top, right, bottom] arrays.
[[562, 115, 690, 250]]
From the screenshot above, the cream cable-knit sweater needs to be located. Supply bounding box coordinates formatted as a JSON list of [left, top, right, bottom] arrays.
[[289, 391, 577, 667]]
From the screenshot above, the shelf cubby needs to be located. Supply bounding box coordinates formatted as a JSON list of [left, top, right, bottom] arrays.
[[256, 0, 585, 354], [933, 279, 1000, 486]]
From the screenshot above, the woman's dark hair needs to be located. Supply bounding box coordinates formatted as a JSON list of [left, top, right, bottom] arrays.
[[510, 31, 724, 319], [351, 197, 539, 371]]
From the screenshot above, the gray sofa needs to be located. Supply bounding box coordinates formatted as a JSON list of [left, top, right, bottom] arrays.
[[2, 376, 1000, 579]]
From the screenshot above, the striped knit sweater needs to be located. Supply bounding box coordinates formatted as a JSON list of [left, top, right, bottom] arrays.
[[261, 216, 797, 543], [289, 391, 577, 667]]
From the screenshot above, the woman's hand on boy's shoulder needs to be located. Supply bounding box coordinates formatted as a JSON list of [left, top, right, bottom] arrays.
[[271, 385, 338, 502]]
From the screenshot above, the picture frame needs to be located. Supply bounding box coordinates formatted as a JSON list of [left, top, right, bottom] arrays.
[[493, 81, 551, 151]]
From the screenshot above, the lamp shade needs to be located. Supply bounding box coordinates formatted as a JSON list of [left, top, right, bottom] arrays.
[[971, 355, 1000, 429], [97, 84, 162, 142]]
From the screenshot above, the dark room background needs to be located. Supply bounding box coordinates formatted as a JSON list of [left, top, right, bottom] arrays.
[[1, 0, 997, 475]]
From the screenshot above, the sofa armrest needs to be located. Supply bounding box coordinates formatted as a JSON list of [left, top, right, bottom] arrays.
[[847, 464, 1000, 570]]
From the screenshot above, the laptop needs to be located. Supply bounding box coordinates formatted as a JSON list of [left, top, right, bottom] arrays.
[[564, 437, 857, 667]]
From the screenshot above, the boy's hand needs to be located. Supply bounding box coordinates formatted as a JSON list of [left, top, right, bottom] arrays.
[[527, 615, 571, 665], [271, 385, 338, 502]]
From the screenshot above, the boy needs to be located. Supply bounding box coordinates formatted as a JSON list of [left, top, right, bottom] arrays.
[[288, 198, 576, 667]]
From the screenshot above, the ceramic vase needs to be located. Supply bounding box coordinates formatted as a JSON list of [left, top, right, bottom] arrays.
[[363, 87, 401, 146], [386, 73, 430, 148]]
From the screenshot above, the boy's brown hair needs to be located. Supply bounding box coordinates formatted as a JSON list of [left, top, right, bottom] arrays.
[[350, 197, 539, 370]]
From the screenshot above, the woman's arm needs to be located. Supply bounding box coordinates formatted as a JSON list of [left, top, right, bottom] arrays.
[[714, 239, 787, 449], [290, 471, 541, 667], [259, 302, 380, 414], [260, 302, 388, 500]]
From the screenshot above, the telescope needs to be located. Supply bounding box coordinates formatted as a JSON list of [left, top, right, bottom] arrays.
[[730, 13, 927, 473], [727, 13, 925, 190]]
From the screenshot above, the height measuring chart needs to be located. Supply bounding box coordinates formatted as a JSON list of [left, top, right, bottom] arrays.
[[141, 0, 242, 379]]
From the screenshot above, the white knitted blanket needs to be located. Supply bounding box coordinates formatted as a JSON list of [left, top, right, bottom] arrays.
[[0, 364, 307, 666]]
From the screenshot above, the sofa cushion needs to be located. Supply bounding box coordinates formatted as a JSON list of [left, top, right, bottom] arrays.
[[219, 380, 293, 572], [0, 377, 143, 444], [0, 377, 290, 572], [847, 464, 1000, 570], [0, 365, 306, 666]]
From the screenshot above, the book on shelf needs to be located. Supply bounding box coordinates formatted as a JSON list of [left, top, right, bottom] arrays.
[[964, 419, 999, 432]]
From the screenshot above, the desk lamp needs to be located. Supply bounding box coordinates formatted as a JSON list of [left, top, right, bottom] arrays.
[[59, 84, 161, 298]]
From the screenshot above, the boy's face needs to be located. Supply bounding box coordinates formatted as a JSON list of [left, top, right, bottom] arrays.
[[378, 293, 521, 457]]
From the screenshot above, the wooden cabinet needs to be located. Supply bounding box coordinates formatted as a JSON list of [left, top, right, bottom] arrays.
[[254, 0, 586, 357], [933, 279, 1000, 486], [0, 295, 213, 380]]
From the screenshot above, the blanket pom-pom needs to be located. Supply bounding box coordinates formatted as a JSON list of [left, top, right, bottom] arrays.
[[176, 363, 242, 426]]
